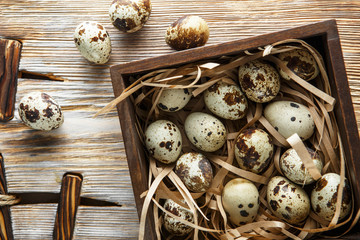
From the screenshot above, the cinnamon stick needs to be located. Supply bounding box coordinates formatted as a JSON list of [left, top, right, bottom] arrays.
[[0, 153, 14, 240], [53, 173, 83, 240], [0, 39, 22, 122]]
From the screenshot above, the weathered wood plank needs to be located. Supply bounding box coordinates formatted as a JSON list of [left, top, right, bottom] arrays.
[[0, 0, 360, 239]]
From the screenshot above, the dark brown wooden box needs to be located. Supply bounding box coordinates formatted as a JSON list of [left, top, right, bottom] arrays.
[[110, 20, 360, 239]]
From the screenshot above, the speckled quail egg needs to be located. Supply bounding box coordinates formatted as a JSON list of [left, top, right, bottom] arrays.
[[74, 21, 111, 64], [157, 88, 192, 112], [163, 199, 194, 236], [267, 176, 310, 224], [234, 128, 274, 174], [165, 15, 209, 51], [311, 173, 352, 221], [184, 112, 226, 152], [280, 148, 323, 185], [175, 152, 213, 192], [204, 81, 248, 120], [264, 101, 315, 140], [277, 49, 320, 81], [144, 120, 182, 164], [109, 0, 151, 33], [238, 60, 280, 103], [18, 92, 64, 131], [222, 178, 260, 226]]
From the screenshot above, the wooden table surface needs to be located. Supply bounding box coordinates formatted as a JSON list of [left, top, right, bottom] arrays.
[[1, 0, 360, 239]]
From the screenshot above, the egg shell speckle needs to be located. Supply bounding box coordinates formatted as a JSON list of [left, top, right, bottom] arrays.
[[222, 178, 260, 226], [278, 49, 320, 81], [234, 128, 274, 174], [238, 60, 280, 103], [18, 92, 64, 131], [109, 0, 151, 33], [157, 88, 192, 112], [145, 120, 182, 164], [165, 15, 209, 51], [267, 176, 310, 224], [184, 112, 227, 152], [163, 199, 194, 236], [204, 81, 248, 120], [264, 101, 315, 140], [175, 152, 213, 192], [74, 21, 111, 64], [280, 148, 323, 185], [311, 173, 352, 221]]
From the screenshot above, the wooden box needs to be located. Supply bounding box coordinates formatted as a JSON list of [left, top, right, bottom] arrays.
[[110, 20, 360, 239]]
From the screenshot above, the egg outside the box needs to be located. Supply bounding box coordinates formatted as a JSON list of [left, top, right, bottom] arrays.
[[109, 0, 151, 33], [311, 173, 352, 221], [144, 120, 182, 164], [74, 21, 111, 64], [204, 81, 248, 120], [280, 148, 323, 185], [277, 49, 320, 81], [175, 152, 213, 192], [184, 112, 227, 152], [165, 15, 209, 51], [18, 92, 64, 131], [222, 178, 260, 226], [234, 128, 274, 174], [163, 199, 194, 236], [267, 176, 310, 224], [238, 60, 280, 103], [264, 101, 315, 140], [157, 88, 192, 112]]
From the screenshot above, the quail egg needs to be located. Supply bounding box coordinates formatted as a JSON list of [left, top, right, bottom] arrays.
[[311, 173, 352, 221], [109, 0, 151, 33], [267, 176, 310, 224], [175, 152, 213, 192], [163, 199, 194, 236], [280, 148, 323, 185], [222, 178, 260, 226], [18, 92, 64, 131], [144, 120, 182, 164], [165, 15, 209, 51], [184, 112, 226, 152], [234, 128, 274, 174], [204, 81, 248, 120], [157, 88, 192, 112], [264, 101, 315, 140], [74, 21, 111, 64], [277, 49, 320, 81], [238, 60, 280, 103]]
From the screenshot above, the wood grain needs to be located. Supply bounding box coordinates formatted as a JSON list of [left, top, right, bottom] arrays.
[[53, 173, 82, 240], [0, 0, 360, 239], [0, 39, 22, 122]]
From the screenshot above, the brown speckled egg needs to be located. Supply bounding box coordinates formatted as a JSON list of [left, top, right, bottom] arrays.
[[74, 21, 111, 64], [311, 173, 352, 221], [18, 92, 64, 131], [163, 199, 194, 236], [204, 81, 248, 120], [222, 178, 259, 226], [175, 152, 213, 192], [165, 15, 209, 51], [277, 49, 320, 81], [280, 148, 323, 185], [234, 128, 273, 174], [109, 0, 151, 33], [144, 120, 182, 164], [264, 101, 315, 140], [157, 88, 192, 112], [184, 112, 227, 152], [267, 176, 310, 224], [238, 60, 280, 103]]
